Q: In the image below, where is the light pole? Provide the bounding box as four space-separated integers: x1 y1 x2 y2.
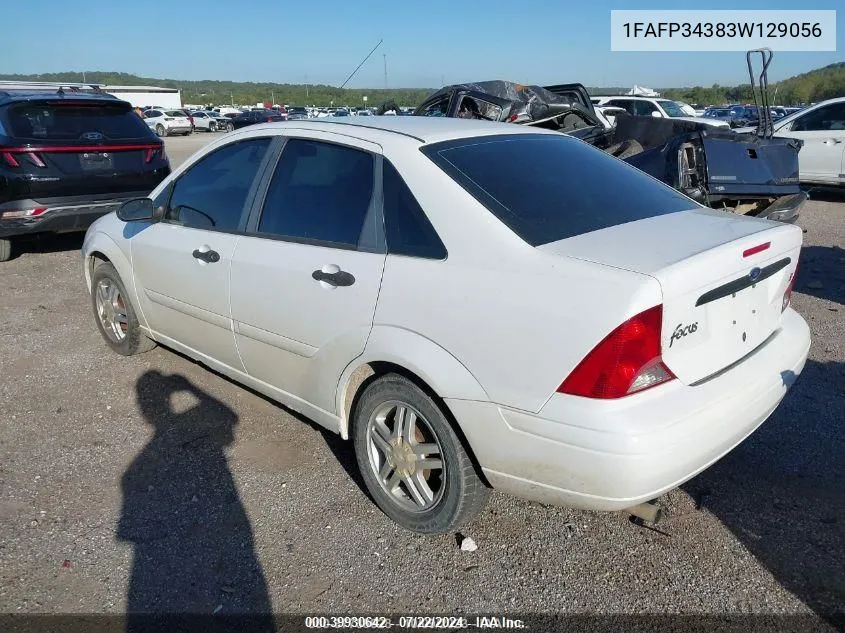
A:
383 54 388 90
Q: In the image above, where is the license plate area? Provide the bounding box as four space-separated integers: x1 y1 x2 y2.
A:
79 151 114 171
709 281 775 349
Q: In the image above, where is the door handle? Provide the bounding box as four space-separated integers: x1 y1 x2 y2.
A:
823 139 843 145
192 248 220 263
312 268 355 287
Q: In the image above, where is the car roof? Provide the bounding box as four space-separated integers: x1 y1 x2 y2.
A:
254 116 559 145
0 89 123 107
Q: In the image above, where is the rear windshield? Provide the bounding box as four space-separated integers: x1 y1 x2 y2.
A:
7 102 153 141
421 134 697 246
165 110 185 117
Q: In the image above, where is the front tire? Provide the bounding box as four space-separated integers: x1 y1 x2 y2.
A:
91 262 156 356
352 374 490 533
209 121 217 132
155 124 166 137
0 238 13 262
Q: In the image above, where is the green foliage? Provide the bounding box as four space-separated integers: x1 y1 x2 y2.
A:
658 62 845 106
0 71 432 107
2 62 843 108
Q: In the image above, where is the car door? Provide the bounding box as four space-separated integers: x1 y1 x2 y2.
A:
779 102 845 184
229 134 386 414
192 111 206 129
144 110 161 130
130 136 277 370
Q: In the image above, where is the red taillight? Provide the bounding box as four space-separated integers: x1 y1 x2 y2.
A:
782 257 799 312
558 305 675 399
24 152 46 167
2 151 19 167
0 207 47 218
144 147 163 163
266 116 273 122
743 241 771 258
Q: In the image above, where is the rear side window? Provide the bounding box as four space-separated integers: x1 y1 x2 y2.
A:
421 134 696 246
7 102 153 141
382 160 446 259
257 138 374 247
165 138 271 232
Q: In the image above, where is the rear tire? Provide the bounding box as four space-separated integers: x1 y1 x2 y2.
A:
225 122 234 132
91 262 156 356
0 238 13 262
352 374 490 534
155 124 166 137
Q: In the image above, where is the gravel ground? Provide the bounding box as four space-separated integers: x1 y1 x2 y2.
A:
0 135 842 626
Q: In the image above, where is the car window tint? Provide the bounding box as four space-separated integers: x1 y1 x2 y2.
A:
422 134 697 246
257 138 374 247
420 96 450 117
7 102 153 140
792 103 845 132
165 138 271 231
383 160 446 259
634 101 657 116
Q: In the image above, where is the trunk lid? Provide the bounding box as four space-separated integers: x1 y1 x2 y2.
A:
539 208 802 384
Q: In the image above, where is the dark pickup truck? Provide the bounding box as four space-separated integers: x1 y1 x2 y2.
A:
413 80 806 223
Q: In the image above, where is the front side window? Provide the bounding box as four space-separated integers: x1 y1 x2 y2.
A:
420 95 450 117
791 103 845 132
164 138 271 231
655 100 684 117
256 138 374 247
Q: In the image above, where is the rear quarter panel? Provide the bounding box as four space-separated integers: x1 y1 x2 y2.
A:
372 146 662 413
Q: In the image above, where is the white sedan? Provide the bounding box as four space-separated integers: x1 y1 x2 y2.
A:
82 118 810 533
736 97 845 186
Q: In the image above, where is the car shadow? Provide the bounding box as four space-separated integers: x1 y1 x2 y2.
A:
795 245 845 305
803 186 845 204
13 232 85 257
154 347 370 497
680 359 845 626
118 370 276 631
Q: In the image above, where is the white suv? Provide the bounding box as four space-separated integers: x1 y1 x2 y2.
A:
596 96 729 128
143 109 192 137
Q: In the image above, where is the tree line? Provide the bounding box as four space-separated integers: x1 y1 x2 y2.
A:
2 62 843 108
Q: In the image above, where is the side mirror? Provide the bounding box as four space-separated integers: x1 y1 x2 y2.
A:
651 111 663 118
117 198 154 222
779 122 792 132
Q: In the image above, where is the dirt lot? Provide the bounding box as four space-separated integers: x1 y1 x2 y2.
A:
0 134 843 625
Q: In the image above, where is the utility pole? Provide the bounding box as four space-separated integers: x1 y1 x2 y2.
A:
82 71 86 84
305 74 309 99
383 54 388 90
272 90 275 106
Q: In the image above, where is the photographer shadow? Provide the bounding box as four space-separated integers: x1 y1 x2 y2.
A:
118 370 275 632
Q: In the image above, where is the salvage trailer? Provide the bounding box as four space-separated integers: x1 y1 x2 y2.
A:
413 80 806 223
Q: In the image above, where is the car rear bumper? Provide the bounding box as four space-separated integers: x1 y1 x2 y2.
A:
0 192 151 238
446 308 811 511
166 126 192 134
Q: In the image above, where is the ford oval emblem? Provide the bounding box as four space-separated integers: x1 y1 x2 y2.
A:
749 267 762 281
82 131 104 141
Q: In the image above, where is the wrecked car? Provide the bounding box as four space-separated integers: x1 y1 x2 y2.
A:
412 80 806 222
